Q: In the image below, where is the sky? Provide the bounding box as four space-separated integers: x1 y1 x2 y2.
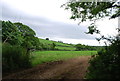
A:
1 0 118 46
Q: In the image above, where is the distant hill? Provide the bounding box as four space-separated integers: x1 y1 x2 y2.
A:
38 38 104 51
39 38 76 51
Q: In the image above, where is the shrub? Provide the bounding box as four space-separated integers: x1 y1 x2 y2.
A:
46 38 49 40
86 36 120 79
2 43 31 73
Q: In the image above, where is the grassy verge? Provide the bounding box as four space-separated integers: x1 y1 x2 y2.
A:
31 51 97 66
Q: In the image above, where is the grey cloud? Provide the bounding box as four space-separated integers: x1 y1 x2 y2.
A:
2 4 51 24
29 21 95 40
2 3 96 40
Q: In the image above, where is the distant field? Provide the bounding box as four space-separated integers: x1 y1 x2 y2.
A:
55 46 76 51
31 51 97 66
39 39 73 46
39 38 75 51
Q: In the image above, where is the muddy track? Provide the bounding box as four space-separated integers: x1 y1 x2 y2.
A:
3 56 91 80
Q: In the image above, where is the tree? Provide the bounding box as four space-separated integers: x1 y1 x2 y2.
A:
14 22 40 51
14 22 36 37
2 21 40 51
2 21 42 73
63 0 120 34
2 21 23 45
51 43 56 50
58 41 63 43
63 0 120 79
86 36 120 79
46 38 49 40
75 44 85 50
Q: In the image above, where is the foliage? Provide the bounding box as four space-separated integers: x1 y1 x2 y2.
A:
86 36 120 79
39 38 101 51
63 1 120 34
14 22 36 37
31 51 97 66
63 1 120 79
58 41 63 43
2 21 40 50
2 43 31 73
75 44 86 50
14 22 40 50
55 46 76 51
63 1 120 20
75 44 102 51
2 21 40 74
46 38 49 40
39 38 75 51
39 39 71 47
2 21 23 45
51 43 56 50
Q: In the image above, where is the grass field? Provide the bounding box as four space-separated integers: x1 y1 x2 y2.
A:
39 38 75 51
31 51 97 66
39 39 73 46
55 46 76 51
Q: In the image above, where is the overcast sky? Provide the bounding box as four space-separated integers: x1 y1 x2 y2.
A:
1 0 118 46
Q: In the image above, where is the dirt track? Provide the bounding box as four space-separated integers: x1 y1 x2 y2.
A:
3 56 91 79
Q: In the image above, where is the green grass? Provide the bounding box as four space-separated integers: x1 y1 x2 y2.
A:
39 38 75 51
39 39 72 46
55 46 76 51
31 51 97 66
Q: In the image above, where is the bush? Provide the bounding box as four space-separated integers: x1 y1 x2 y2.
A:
46 38 49 40
86 36 120 79
2 43 31 73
